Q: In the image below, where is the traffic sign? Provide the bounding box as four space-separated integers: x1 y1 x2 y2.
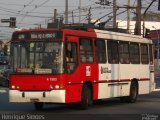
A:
1 17 16 28
1 19 10 23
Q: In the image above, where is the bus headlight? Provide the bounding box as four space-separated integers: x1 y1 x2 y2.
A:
11 85 20 89
55 85 60 89
11 85 15 89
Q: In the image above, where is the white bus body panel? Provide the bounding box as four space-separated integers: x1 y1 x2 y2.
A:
9 90 66 103
95 29 154 99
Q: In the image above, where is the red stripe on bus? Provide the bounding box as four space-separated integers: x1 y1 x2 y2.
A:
67 78 150 85
139 78 150 81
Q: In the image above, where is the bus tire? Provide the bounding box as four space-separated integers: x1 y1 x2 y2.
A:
81 85 92 110
127 81 138 103
34 102 43 110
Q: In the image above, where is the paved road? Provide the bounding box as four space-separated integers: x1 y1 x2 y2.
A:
0 88 160 119
0 72 160 120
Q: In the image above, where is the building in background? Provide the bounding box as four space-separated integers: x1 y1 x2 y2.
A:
117 20 160 35
149 30 160 76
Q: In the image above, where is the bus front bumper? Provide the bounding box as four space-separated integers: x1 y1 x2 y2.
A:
9 90 65 103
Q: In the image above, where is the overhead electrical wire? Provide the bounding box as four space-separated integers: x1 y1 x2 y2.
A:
0 1 105 27
18 0 35 14
0 7 52 18
18 0 50 25
0 6 54 15
0 2 77 8
0 0 157 29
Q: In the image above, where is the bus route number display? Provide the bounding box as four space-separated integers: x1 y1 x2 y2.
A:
30 32 56 40
14 31 62 40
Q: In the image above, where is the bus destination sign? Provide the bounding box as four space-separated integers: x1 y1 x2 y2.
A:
30 32 56 40
13 31 62 40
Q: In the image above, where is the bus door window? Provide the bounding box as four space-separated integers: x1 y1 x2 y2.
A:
66 42 78 73
80 38 93 63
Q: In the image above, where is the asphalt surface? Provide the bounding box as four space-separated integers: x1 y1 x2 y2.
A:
0 65 160 120
0 87 160 120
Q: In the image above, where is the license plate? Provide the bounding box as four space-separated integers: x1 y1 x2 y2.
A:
30 98 39 102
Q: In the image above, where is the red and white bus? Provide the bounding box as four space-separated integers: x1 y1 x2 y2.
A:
9 25 155 110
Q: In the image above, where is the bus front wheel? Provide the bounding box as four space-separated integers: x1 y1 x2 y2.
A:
81 85 92 110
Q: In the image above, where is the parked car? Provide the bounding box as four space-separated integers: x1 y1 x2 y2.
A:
0 67 10 87
0 56 9 65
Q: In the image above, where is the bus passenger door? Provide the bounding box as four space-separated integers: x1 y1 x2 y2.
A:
65 36 80 102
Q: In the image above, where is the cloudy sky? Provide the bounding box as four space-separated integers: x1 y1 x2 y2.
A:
0 0 159 40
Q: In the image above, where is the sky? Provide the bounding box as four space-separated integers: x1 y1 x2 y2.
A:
0 0 159 40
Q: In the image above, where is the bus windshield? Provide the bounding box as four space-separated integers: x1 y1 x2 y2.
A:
11 42 64 74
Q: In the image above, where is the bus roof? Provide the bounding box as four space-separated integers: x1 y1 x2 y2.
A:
13 28 152 44
13 28 61 33
94 29 152 44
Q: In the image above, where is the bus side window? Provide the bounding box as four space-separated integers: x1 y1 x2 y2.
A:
95 39 107 63
107 40 119 64
66 42 78 73
141 44 149 64
119 42 130 64
130 43 140 64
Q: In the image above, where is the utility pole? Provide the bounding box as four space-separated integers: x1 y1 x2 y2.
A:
127 0 130 33
88 7 91 24
135 0 141 35
113 0 117 28
53 9 57 22
79 0 82 23
65 0 68 24
72 11 74 23
143 0 156 37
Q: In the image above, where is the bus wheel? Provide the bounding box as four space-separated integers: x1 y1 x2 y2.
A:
34 102 43 110
128 82 138 103
81 85 92 110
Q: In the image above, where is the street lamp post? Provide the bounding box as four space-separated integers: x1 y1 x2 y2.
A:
152 26 160 72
